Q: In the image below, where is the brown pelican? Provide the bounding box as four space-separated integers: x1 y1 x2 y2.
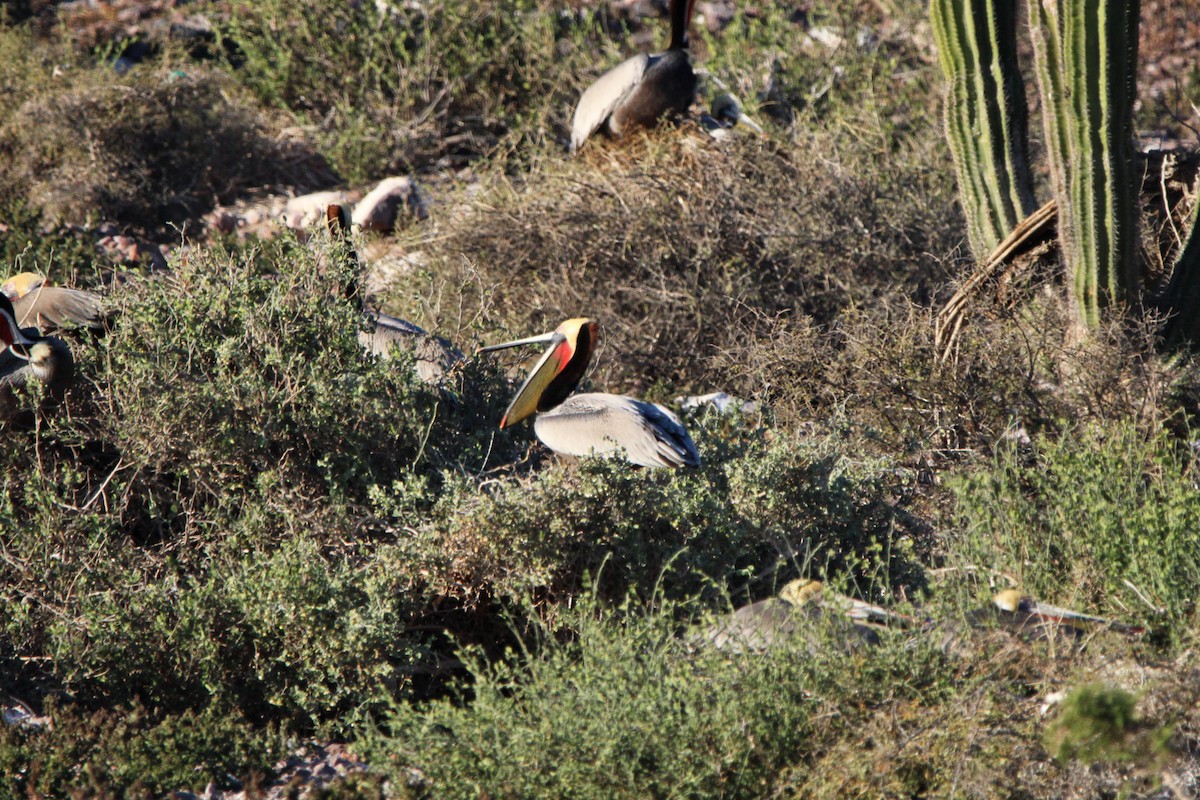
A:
701 580 919 653
324 204 462 383
978 590 1144 639
479 318 700 468
571 0 698 152
1 272 106 332
699 92 766 139
0 293 74 419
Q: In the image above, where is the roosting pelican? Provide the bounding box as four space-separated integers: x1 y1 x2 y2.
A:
571 0 698 152
324 204 462 383
0 293 74 419
479 318 701 468
702 580 921 653
1 272 106 333
982 589 1144 639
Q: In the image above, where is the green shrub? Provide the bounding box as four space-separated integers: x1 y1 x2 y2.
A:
369 418 928 608
0 700 281 800
1044 682 1172 771
16 529 432 725
0 232 515 726
360 587 945 800
89 234 511 525
949 420 1200 633
1045 683 1139 763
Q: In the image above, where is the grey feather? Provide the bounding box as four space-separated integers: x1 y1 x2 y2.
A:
532 392 701 468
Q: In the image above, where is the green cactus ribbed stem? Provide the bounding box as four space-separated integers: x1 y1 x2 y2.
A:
1029 0 1141 329
930 0 1037 259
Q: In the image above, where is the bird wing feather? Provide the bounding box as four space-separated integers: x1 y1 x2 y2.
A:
533 393 700 468
14 287 105 331
571 53 651 152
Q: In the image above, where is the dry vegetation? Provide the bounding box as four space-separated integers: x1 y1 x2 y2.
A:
1 0 1200 798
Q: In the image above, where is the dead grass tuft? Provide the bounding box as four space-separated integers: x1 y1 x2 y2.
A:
0 57 335 233
404 126 958 397
717 279 1200 469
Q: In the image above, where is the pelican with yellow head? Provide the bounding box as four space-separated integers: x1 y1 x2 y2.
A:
0 293 74 419
1 272 105 333
987 590 1144 637
480 318 700 468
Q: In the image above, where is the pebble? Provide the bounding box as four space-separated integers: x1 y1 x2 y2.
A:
198 742 374 800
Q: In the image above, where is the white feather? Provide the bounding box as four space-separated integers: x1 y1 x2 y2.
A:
571 53 651 152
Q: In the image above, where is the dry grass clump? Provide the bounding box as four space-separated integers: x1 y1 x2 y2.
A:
407 126 958 396
0 37 334 233
715 279 1198 463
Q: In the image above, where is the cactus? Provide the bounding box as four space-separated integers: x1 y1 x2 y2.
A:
1161 184 1200 345
1028 0 1141 329
930 0 1038 258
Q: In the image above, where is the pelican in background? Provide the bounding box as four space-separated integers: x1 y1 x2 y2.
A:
2 272 106 333
479 318 700 468
571 0 698 152
699 92 766 140
324 204 462 383
701 580 921 653
980 589 1144 639
0 293 74 419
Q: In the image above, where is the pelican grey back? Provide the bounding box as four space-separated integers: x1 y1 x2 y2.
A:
358 313 463 384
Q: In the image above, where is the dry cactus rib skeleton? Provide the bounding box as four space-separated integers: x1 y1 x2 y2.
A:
935 199 1058 362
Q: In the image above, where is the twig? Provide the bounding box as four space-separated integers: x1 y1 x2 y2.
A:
55 459 126 514
1122 578 1167 615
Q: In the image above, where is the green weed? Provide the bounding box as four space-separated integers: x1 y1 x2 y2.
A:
950 421 1200 635
0 700 281 800
361 586 947 800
